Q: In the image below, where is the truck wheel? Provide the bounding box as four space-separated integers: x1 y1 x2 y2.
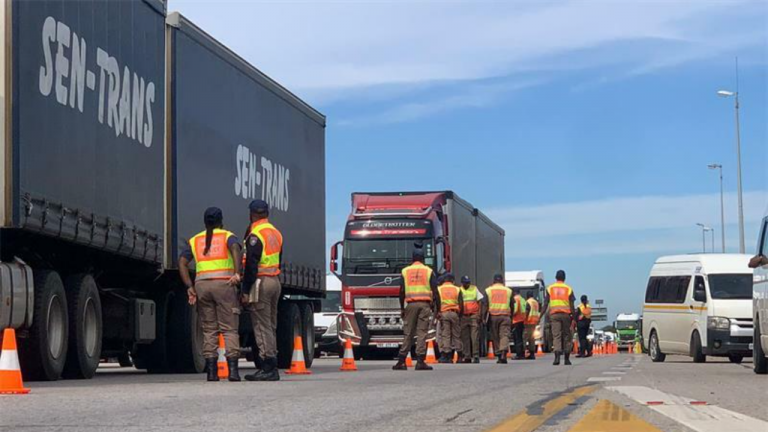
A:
300 303 315 368
754 319 768 374
17 270 69 381
62 275 102 379
276 302 301 369
649 331 665 363
132 292 171 373
691 331 706 363
167 290 205 373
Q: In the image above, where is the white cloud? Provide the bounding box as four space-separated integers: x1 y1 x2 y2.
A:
488 190 767 258
170 0 765 99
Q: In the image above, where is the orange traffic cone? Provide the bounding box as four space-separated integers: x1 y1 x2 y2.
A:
405 352 414 367
216 333 228 380
0 328 30 394
452 351 459 363
536 343 544 357
572 340 579 354
340 338 357 372
425 340 438 364
487 341 495 359
285 336 312 375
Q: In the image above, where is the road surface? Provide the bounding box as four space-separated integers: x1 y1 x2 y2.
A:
2 353 766 432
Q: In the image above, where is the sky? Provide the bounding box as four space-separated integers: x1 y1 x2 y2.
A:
171 0 768 319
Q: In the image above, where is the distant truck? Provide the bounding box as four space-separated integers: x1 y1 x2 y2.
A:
505 271 551 352
0 2 325 381
615 313 642 351
329 191 504 357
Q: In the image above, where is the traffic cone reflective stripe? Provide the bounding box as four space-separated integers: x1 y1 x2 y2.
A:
405 352 414 367
340 339 357 371
217 333 228 380
0 328 30 395
487 341 495 359
425 340 438 364
285 336 311 375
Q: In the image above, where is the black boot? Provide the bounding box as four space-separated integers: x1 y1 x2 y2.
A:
415 356 433 371
227 358 241 382
206 358 219 382
392 356 407 370
438 352 452 364
553 351 561 366
473 357 480 364
499 351 508 364
564 352 572 366
456 352 464 363
245 357 279 381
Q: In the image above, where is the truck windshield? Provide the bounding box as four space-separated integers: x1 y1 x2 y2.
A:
617 321 639 330
321 291 342 312
343 239 432 274
708 274 752 300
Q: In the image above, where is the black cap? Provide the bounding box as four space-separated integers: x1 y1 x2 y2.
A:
442 273 455 283
581 295 588 302
412 248 425 261
204 207 223 227
556 270 566 281
249 199 269 213
493 273 504 283
461 275 471 284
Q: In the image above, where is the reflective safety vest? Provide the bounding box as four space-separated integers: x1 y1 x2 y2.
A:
189 229 236 281
486 284 512 316
526 298 540 325
402 262 433 303
578 303 592 320
547 282 573 315
512 294 527 324
438 283 460 313
461 285 480 315
249 220 283 277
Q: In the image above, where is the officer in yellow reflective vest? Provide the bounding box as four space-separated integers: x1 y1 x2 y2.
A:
543 270 576 366
576 295 593 358
437 273 463 363
393 248 439 371
523 292 540 360
459 276 485 364
511 288 528 360
485 274 514 364
241 200 284 382
179 207 242 382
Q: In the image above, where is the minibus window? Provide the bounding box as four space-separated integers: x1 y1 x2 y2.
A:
645 276 689 304
707 274 752 300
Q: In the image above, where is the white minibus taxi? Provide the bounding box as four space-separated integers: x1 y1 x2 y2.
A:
643 254 753 364
748 210 768 374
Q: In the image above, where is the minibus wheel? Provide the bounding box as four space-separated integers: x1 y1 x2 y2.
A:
649 331 665 363
691 331 706 363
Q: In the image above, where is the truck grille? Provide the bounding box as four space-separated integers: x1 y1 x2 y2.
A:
354 297 400 311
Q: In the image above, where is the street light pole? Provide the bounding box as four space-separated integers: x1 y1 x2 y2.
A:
710 227 715 254
696 223 710 253
718 58 745 253
708 164 726 252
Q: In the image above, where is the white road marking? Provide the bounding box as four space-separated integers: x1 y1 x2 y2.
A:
608 386 768 432
587 377 622 382
602 371 626 375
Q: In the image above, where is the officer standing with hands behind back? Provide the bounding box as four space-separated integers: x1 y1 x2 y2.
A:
241 199 284 382
179 207 242 382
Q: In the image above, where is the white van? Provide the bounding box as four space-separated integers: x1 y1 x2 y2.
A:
643 254 753 364
749 210 768 374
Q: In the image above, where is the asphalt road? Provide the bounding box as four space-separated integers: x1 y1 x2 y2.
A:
2 352 766 432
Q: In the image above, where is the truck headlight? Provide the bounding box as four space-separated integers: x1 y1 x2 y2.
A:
707 316 730 329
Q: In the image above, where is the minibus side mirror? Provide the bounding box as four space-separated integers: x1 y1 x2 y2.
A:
749 254 768 269
693 287 707 303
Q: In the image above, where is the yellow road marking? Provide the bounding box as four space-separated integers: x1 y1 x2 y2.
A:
569 399 662 432
486 385 596 432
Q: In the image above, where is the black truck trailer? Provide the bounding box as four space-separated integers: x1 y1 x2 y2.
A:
0 0 325 381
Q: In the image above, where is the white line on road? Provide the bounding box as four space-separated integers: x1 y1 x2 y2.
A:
608 386 768 432
587 377 622 382
602 371 626 375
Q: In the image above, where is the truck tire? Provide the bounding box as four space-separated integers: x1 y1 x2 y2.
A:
754 319 767 374
649 331 665 363
276 302 301 369
691 331 706 363
17 270 69 381
62 274 103 379
167 290 205 373
132 291 171 373
300 303 315 368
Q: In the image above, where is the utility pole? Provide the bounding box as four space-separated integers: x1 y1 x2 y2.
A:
708 164 726 252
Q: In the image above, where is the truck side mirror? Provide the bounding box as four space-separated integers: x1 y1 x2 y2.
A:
749 254 768 269
329 241 342 277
